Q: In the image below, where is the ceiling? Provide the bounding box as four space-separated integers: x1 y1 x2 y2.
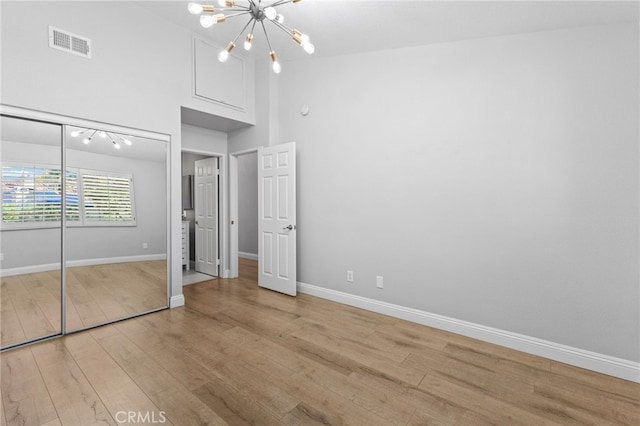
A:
1 116 167 163
137 0 639 62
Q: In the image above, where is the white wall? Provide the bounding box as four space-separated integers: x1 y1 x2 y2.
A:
0 1 255 302
276 23 639 363
237 152 258 255
182 124 228 155
229 64 276 150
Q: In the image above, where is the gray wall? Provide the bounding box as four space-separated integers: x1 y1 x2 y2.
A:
276 23 639 362
237 152 258 256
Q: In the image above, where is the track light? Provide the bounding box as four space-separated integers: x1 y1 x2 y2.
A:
71 128 132 150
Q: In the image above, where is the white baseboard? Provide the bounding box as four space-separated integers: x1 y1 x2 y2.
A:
169 294 185 308
0 254 167 277
297 282 640 383
238 251 258 261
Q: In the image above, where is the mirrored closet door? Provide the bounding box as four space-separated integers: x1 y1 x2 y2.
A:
0 112 169 349
0 115 63 348
64 126 169 332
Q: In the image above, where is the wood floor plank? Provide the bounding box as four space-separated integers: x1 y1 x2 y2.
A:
126 314 301 419
0 347 58 426
290 329 424 386
60 331 171 425
113 319 224 391
30 340 115 425
0 293 26 347
533 372 640 426
90 325 227 426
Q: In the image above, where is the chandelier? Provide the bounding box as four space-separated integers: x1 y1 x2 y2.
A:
187 0 314 74
70 128 132 150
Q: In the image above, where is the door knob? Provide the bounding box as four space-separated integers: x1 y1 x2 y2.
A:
283 225 293 231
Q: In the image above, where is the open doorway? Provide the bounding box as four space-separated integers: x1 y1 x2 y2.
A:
181 150 222 285
230 148 258 279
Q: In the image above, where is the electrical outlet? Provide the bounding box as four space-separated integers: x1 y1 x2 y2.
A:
142 242 148 249
376 275 384 289
346 270 354 283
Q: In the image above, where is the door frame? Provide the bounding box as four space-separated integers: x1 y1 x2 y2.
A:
229 147 259 278
181 148 228 279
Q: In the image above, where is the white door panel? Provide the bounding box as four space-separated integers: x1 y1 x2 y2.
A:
195 157 219 276
258 142 296 296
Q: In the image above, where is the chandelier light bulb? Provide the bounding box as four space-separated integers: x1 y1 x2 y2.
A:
270 51 281 74
113 142 121 150
303 42 315 54
218 41 235 62
244 33 253 50
122 137 132 146
99 131 107 138
83 138 90 144
264 7 277 20
218 0 234 6
71 130 81 137
300 34 310 45
276 14 285 24
218 50 230 62
188 3 204 14
200 15 215 27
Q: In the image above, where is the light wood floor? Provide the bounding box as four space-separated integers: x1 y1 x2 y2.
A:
1 258 638 425
0 260 167 348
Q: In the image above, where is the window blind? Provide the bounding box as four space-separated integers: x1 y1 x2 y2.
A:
1 163 135 227
82 173 134 223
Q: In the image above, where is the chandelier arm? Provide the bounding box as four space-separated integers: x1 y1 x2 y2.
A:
269 0 295 7
220 7 251 12
223 11 253 19
270 19 294 36
231 17 256 44
260 19 274 52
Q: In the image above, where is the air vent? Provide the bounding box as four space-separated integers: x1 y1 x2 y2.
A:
49 26 91 59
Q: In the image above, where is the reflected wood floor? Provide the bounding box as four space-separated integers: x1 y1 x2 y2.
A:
1 258 639 425
0 260 167 348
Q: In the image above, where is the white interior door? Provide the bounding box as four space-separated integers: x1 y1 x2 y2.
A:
258 142 296 296
195 157 219 276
